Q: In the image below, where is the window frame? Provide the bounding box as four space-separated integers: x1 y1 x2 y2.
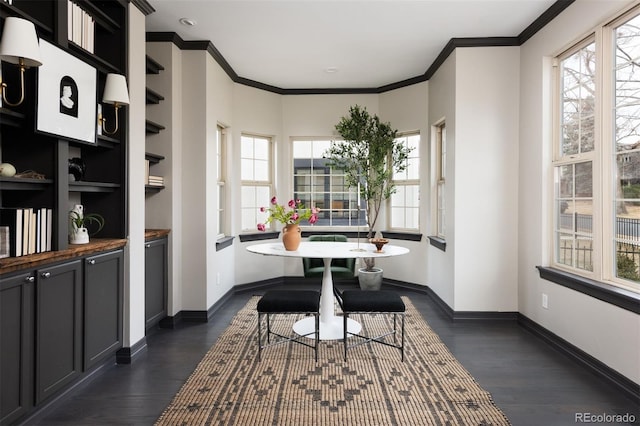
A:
434 121 446 240
291 137 365 229
240 133 273 233
389 131 421 232
216 124 228 239
550 4 640 293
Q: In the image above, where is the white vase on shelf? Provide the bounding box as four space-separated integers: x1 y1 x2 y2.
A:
69 204 89 244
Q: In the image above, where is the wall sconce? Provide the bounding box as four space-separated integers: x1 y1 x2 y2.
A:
0 17 43 107
101 73 129 135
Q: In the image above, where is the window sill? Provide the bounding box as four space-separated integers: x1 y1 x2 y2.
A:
427 236 446 251
216 236 235 251
536 266 639 314
239 232 279 243
300 229 422 242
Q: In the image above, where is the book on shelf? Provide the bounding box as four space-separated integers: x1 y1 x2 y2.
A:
147 175 164 186
0 208 22 257
0 226 9 259
68 0 95 53
0 207 53 257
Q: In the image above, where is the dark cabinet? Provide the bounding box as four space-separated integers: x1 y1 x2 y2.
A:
84 250 123 370
35 260 83 404
0 272 34 425
1 245 125 423
145 237 167 331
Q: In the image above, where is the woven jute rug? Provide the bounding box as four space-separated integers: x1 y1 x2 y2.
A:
156 296 510 426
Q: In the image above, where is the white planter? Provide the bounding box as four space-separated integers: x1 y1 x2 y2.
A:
70 227 89 244
358 267 383 291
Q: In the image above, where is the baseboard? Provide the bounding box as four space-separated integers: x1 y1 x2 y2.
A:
116 337 148 364
383 278 518 321
518 313 640 403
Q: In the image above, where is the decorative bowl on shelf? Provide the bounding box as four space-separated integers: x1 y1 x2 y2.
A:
369 238 389 253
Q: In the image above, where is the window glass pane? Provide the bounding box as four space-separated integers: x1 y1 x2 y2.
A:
406 185 419 207
554 161 593 272
312 140 331 158
241 185 256 207
254 138 269 160
406 208 419 229
254 159 269 181
560 42 596 156
241 158 253 180
613 14 640 282
293 140 311 158
391 207 403 228
241 136 253 157
292 138 365 227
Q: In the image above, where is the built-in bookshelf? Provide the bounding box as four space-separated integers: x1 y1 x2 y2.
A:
0 0 127 258
145 54 165 193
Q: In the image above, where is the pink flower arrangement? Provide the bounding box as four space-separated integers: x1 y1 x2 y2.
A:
257 196 318 231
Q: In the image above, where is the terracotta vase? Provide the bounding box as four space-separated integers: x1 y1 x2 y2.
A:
282 224 301 251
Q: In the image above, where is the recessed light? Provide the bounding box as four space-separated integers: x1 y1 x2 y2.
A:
325 67 338 73
179 17 197 26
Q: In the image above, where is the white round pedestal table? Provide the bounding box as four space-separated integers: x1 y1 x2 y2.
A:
246 241 410 340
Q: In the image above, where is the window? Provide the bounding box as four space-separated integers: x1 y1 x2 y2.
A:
241 134 272 231
292 138 365 227
390 132 420 231
216 125 227 238
552 6 640 289
435 122 446 238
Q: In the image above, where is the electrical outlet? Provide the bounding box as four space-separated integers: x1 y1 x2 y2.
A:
542 293 549 309
216 272 221 286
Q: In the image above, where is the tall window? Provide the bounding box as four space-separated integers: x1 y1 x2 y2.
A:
553 6 640 289
390 132 420 231
435 122 446 238
292 138 365 227
241 134 272 231
216 125 227 238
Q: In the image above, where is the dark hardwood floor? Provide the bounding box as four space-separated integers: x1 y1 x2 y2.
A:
19 283 639 426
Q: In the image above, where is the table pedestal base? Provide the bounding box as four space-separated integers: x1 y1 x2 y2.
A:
293 316 362 341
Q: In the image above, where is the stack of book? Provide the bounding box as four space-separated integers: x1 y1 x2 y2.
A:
0 207 53 258
147 176 164 187
67 0 94 53
144 159 165 187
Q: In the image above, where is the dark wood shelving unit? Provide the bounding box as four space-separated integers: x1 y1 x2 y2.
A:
145 119 165 134
0 176 54 190
0 107 26 127
145 54 164 74
146 87 165 104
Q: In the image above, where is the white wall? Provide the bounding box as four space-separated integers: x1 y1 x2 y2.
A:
179 50 209 310
427 53 457 308
126 6 147 347
379 82 430 286
454 46 520 312
518 0 639 383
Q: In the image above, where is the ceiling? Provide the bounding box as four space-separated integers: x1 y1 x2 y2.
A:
145 0 561 90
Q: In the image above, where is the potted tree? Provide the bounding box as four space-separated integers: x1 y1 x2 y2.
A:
324 105 411 290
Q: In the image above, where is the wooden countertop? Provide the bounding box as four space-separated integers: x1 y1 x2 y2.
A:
145 229 171 241
0 238 128 275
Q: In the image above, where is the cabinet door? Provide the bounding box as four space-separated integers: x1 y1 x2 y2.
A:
84 250 123 370
145 238 167 331
35 260 82 404
0 272 34 425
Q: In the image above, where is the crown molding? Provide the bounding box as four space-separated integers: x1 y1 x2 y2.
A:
145 0 575 95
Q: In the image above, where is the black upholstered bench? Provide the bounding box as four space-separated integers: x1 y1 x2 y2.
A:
257 290 320 361
337 289 406 361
